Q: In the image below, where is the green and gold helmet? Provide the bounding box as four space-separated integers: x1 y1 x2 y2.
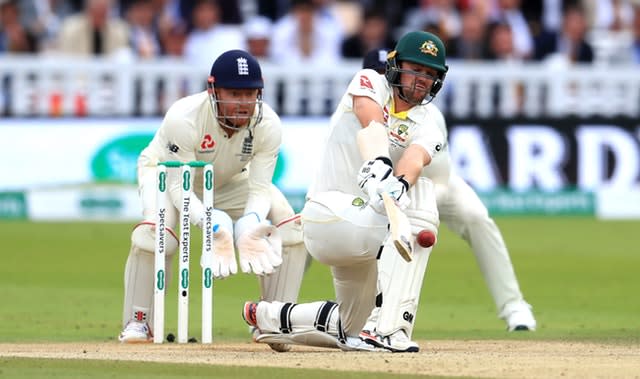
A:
385 31 449 103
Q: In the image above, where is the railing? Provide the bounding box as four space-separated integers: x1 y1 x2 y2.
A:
0 55 638 118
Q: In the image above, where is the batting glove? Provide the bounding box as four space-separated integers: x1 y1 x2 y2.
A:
234 213 283 275
367 175 410 213
357 157 394 196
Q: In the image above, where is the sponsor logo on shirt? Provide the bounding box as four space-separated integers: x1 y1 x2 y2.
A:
389 123 409 144
199 134 215 152
167 142 179 153
359 75 373 90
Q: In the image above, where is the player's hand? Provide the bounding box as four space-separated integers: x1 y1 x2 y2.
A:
199 209 237 279
234 213 283 275
357 157 393 196
357 157 409 211
378 175 410 209
210 225 237 278
368 175 410 213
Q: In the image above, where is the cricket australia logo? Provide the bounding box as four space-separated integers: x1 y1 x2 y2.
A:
390 123 409 144
420 40 438 57
237 57 249 75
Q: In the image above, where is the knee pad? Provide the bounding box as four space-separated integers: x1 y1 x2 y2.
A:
131 222 179 254
276 214 303 247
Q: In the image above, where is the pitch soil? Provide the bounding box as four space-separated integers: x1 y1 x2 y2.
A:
1 340 638 378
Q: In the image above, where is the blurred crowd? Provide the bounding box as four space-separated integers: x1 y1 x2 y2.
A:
2 0 640 72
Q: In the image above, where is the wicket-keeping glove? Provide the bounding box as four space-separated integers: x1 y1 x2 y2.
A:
234 213 283 275
200 209 237 279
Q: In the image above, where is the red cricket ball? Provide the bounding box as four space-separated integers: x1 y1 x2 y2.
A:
417 230 436 248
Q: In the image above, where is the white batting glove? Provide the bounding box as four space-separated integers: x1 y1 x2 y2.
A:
376 175 410 210
357 157 393 196
358 157 410 212
234 213 283 275
200 209 237 279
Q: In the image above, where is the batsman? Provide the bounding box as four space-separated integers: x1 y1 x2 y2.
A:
243 31 449 352
118 49 308 344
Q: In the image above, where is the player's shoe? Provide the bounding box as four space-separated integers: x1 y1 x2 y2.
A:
503 301 537 331
118 320 152 343
242 301 258 327
359 329 419 353
243 301 291 352
337 336 386 352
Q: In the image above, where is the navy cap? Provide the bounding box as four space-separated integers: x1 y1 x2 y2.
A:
362 48 388 72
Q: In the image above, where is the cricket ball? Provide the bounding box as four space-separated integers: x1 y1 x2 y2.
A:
417 230 436 248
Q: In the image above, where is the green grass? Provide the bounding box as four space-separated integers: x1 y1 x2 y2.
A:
1 217 639 376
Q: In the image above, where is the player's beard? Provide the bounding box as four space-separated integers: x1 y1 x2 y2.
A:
400 78 430 105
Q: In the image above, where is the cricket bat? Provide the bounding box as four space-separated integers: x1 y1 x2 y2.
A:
381 192 413 262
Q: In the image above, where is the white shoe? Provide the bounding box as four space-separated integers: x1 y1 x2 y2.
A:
251 326 291 352
244 301 291 353
503 301 537 331
359 329 419 353
337 336 387 352
118 320 152 343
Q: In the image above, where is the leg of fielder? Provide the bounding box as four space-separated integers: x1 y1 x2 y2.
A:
438 175 536 331
260 185 308 303
361 177 439 353
120 167 179 343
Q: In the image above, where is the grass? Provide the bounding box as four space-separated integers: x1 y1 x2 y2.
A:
0 217 639 376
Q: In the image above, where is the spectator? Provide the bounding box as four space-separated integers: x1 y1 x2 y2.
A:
448 7 489 60
534 4 594 64
484 21 518 61
403 0 462 43
270 0 342 65
16 0 76 52
159 24 185 56
341 8 395 59
488 0 534 59
585 0 634 32
631 5 640 64
125 0 161 59
151 0 186 38
0 0 38 53
484 21 526 114
244 15 272 59
182 0 245 75
55 0 130 57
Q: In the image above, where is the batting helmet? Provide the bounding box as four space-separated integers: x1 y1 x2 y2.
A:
362 48 389 73
209 49 264 89
386 31 448 102
207 50 264 132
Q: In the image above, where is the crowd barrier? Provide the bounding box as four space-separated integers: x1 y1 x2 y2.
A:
1 55 638 118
